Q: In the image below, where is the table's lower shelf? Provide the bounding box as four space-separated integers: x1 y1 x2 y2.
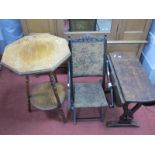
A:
30 82 66 110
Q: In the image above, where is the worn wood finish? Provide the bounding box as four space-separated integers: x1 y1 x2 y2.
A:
24 72 67 122
109 51 155 103
30 82 65 110
1 33 71 75
107 51 155 127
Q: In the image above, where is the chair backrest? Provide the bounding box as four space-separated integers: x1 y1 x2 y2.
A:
69 35 107 77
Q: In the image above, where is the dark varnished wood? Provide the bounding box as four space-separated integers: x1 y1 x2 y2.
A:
107 51 155 127
68 35 108 124
109 51 155 103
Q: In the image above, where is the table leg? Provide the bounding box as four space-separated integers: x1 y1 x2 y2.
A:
49 72 66 122
107 103 142 127
25 75 31 112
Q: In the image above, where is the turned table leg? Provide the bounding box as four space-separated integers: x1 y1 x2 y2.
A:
49 72 66 123
25 75 31 112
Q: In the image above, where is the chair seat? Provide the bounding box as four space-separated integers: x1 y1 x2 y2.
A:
74 82 108 108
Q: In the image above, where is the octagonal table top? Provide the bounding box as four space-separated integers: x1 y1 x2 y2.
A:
1 33 71 75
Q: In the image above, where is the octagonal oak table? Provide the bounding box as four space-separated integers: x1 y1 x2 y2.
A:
1 33 71 122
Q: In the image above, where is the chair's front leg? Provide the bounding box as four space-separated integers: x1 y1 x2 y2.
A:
67 58 76 123
67 58 75 110
67 60 72 110
67 59 74 121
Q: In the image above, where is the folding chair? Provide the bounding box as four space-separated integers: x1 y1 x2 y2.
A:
67 35 108 124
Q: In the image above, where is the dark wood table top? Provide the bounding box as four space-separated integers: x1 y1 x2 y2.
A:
109 51 155 103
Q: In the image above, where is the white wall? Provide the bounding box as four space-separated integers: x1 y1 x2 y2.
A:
142 20 155 85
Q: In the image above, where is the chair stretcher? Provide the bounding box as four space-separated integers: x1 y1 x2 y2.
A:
106 52 155 127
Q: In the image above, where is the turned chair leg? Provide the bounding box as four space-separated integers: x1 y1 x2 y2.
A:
25 75 31 112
